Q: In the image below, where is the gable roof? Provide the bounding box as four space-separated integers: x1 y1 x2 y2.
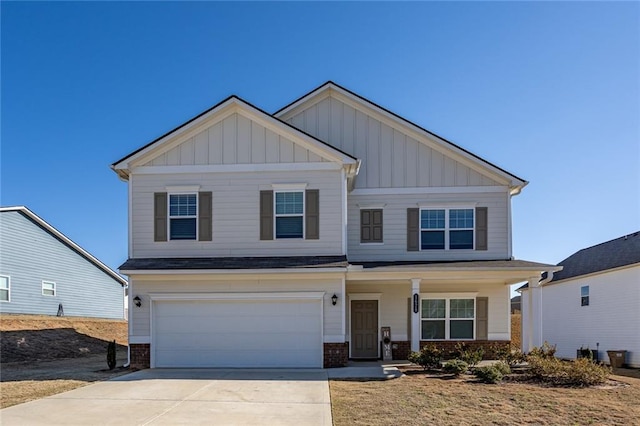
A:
0 206 127 286
111 95 358 181
550 231 640 283
275 81 527 192
519 231 640 290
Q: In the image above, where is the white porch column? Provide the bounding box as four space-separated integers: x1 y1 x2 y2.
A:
411 278 421 352
527 276 543 351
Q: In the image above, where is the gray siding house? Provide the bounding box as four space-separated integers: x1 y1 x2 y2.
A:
0 206 127 319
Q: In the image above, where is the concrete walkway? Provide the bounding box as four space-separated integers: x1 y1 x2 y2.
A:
0 369 332 426
327 360 410 380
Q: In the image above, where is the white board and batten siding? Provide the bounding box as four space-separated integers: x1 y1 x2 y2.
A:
129 277 344 345
143 112 328 167
534 265 640 367
348 191 510 261
131 170 343 258
283 94 504 189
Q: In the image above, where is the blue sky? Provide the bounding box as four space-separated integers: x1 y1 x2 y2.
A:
2 2 638 291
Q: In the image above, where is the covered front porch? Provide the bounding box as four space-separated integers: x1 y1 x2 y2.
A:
338 260 560 364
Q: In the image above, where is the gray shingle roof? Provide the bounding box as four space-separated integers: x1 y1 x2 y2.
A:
119 255 348 270
520 232 640 290
549 231 640 282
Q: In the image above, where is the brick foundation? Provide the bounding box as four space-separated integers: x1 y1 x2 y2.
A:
392 341 411 360
324 342 349 368
419 340 510 360
130 343 150 369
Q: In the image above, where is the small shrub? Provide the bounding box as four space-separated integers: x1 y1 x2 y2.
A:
491 343 525 367
527 356 610 387
474 365 504 384
528 341 557 359
454 342 484 367
107 340 116 370
408 344 443 370
443 359 469 376
493 361 511 375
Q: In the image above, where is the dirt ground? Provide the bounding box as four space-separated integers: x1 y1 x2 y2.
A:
330 367 640 425
0 314 130 408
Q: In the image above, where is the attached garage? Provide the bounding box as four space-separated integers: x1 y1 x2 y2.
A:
151 293 324 368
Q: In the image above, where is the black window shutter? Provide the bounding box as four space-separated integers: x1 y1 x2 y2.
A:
475 207 488 251
260 190 274 240
305 189 319 240
407 208 419 251
154 192 167 242
198 192 212 241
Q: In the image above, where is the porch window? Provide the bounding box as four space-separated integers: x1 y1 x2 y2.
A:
421 297 475 340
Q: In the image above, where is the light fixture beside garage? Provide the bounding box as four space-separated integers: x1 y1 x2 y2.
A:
331 294 338 306
133 296 141 307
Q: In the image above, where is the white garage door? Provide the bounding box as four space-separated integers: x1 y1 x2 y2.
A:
153 298 322 368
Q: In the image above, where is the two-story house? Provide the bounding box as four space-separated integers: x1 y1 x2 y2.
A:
112 82 559 369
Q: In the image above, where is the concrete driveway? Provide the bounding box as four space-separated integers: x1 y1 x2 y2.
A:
0 369 332 425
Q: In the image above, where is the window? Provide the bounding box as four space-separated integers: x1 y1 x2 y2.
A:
0 275 9 302
581 285 589 306
361 209 383 243
42 281 56 297
275 191 304 239
420 208 474 250
421 297 475 340
169 193 197 240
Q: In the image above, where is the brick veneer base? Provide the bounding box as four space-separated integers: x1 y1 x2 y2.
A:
130 343 150 369
324 342 349 368
420 340 510 360
392 341 411 360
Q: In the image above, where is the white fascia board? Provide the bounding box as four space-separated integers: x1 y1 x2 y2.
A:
277 83 524 188
542 263 639 287
346 267 562 284
0 207 127 286
350 186 509 196
132 162 341 176
119 267 348 276
112 98 238 172
114 98 357 179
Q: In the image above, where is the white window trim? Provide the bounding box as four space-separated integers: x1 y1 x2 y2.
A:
581 285 589 307
419 206 475 251
0 274 10 302
42 280 56 297
420 293 478 341
274 190 305 239
168 192 198 241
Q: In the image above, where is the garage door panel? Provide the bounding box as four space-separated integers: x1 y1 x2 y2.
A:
153 298 322 368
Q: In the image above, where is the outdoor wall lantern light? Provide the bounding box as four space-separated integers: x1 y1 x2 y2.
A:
134 296 142 308
331 294 338 306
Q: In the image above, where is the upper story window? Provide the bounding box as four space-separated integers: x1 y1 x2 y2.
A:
420 208 474 250
0 275 9 302
169 194 197 240
360 209 383 243
42 281 56 297
581 285 589 306
275 191 304 239
260 187 319 241
421 296 475 340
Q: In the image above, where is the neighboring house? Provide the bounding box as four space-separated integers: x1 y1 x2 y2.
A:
520 232 640 367
0 206 127 319
111 81 559 369
510 295 521 314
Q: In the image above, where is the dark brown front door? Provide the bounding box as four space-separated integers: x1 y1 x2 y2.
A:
351 300 378 358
